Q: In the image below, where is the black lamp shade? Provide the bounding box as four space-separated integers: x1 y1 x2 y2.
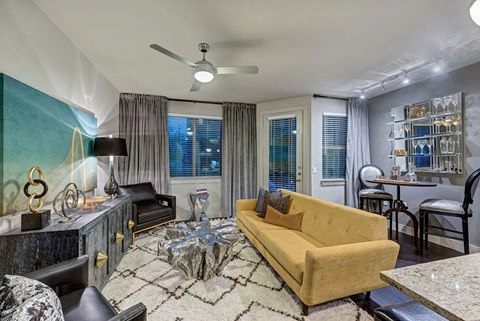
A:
93 137 128 157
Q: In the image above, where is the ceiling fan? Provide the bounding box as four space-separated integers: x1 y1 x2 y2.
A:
149 42 259 92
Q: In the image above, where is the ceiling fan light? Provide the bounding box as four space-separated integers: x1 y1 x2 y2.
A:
194 70 214 83
470 0 480 26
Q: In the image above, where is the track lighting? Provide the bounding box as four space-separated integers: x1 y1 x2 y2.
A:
470 0 480 26
360 91 366 99
402 71 410 84
433 59 442 73
381 82 386 91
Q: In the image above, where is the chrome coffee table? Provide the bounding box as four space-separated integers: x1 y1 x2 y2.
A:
158 218 241 281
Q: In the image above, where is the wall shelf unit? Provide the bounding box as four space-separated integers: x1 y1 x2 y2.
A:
388 92 464 175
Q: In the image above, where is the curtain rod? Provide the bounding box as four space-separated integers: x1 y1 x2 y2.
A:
167 97 224 105
312 94 349 101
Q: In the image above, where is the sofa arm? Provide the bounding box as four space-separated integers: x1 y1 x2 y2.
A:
301 240 399 304
236 199 257 213
24 255 89 297
107 303 147 321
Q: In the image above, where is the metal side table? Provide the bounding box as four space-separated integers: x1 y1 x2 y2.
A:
189 193 209 221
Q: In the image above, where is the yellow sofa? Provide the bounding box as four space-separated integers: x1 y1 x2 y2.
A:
236 190 400 315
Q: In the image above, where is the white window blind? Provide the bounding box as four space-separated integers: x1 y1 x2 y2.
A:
269 117 296 192
168 116 222 177
322 114 347 179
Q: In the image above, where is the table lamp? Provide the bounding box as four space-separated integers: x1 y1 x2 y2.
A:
93 136 128 197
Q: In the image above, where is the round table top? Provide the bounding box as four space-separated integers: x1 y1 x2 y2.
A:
367 178 437 187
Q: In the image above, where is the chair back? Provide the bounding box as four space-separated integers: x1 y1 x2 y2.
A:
118 182 156 204
358 165 384 190
463 168 480 212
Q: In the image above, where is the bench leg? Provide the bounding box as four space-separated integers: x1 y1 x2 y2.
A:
301 302 309 316
365 291 371 300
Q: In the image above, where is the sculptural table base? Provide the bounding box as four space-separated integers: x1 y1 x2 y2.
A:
158 220 241 281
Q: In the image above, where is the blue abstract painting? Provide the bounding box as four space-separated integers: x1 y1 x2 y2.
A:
0 74 97 216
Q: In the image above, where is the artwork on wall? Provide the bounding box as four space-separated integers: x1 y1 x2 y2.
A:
0 74 97 216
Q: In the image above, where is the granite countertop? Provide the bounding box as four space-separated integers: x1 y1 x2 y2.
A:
381 253 480 321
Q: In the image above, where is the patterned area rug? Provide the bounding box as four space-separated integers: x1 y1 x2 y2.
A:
102 219 373 321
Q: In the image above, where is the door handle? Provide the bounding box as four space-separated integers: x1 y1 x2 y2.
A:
296 179 302 182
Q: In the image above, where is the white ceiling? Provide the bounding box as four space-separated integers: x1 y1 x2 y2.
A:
34 0 480 103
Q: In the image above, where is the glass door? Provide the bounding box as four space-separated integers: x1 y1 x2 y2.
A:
263 112 303 193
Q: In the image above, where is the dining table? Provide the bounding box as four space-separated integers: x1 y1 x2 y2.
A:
367 178 437 253
381 253 480 321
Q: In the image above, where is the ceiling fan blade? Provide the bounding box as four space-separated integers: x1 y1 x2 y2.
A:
190 80 202 92
150 44 198 68
216 66 259 75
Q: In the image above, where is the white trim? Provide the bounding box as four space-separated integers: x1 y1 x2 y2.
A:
171 177 221 185
322 112 347 117
168 113 222 120
395 222 480 253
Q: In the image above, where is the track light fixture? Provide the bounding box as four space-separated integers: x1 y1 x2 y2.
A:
470 0 480 26
357 57 442 96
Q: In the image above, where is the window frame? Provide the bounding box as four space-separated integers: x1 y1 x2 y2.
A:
168 113 222 179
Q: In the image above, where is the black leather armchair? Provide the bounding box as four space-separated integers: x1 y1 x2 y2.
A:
118 182 176 234
24 256 147 321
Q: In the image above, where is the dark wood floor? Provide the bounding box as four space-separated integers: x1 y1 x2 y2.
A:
350 231 462 316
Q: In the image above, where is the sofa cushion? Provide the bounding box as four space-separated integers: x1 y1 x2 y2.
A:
257 229 324 283
254 187 281 213
264 206 303 230
237 210 287 237
137 202 173 224
60 287 116 321
118 182 156 203
0 275 64 321
259 192 291 218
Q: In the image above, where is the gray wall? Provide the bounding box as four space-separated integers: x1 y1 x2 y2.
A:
369 61 480 251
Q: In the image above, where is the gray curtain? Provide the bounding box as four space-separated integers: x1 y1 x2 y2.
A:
346 98 371 207
118 93 171 194
221 102 257 217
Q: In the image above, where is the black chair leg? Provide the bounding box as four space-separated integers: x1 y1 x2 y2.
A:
425 213 429 249
462 217 469 255
419 210 424 256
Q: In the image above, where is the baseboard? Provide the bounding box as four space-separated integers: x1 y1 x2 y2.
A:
395 223 480 254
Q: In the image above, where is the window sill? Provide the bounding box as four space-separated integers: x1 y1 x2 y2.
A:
171 177 221 185
320 179 345 186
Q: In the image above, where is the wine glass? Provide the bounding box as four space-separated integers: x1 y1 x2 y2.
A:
451 94 459 112
418 140 426 155
440 97 447 112
412 140 419 154
432 98 442 114
452 116 461 132
443 95 452 112
434 118 443 134
426 139 433 155
444 116 453 132
404 123 410 137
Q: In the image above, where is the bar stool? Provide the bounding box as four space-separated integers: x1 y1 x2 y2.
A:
358 165 394 234
419 168 480 255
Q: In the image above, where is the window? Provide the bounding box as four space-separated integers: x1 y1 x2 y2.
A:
168 116 222 177
322 114 347 180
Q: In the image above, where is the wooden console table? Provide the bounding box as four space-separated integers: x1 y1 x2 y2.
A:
0 196 133 289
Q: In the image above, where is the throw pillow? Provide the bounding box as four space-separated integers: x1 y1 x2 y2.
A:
264 205 303 230
0 275 64 321
258 191 291 218
254 187 281 213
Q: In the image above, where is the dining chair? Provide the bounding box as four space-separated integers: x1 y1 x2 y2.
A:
358 165 394 236
419 168 480 255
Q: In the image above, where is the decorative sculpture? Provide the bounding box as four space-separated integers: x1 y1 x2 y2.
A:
53 182 86 220
158 220 242 281
22 166 51 231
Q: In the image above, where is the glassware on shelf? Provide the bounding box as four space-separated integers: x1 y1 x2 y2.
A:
433 118 443 134
440 97 447 112
444 160 452 172
447 137 456 154
404 123 410 137
418 140 426 154
451 94 459 112
444 116 453 132
432 98 442 114
412 140 419 154
404 162 417 182
443 95 453 112
452 116 461 131
440 136 448 154
426 139 433 155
